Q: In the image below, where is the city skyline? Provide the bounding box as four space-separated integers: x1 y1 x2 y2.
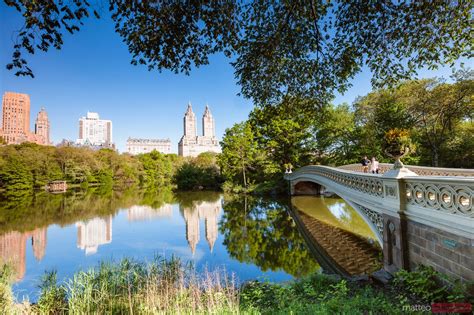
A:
0 2 468 153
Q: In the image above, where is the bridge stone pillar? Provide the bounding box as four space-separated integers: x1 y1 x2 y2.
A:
381 168 418 273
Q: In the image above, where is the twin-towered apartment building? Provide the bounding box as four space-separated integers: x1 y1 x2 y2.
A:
126 103 221 156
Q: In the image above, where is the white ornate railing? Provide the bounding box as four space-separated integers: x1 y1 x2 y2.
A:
289 165 385 197
404 177 473 218
338 163 474 177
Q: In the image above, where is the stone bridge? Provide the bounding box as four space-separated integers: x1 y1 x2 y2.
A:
285 164 474 281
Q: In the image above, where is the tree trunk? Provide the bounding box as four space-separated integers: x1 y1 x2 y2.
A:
242 159 247 188
432 147 439 167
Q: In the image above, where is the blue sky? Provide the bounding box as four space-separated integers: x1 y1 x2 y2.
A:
0 4 470 153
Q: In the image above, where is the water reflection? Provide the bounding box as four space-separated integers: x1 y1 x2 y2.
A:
219 195 320 277
181 200 220 254
292 196 378 241
1 189 299 298
0 188 382 299
291 196 382 276
127 205 173 221
0 228 47 281
76 216 112 256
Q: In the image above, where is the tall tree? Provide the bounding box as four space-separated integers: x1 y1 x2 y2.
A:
248 97 316 171
313 103 359 165
218 122 262 190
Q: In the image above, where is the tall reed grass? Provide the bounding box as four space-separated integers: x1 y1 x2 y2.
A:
2 256 240 314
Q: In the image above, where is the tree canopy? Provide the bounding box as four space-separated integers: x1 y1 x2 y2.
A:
4 0 472 107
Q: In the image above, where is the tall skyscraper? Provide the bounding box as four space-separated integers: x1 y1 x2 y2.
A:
1 92 30 144
202 105 215 138
184 103 197 137
198 200 220 252
31 228 48 261
77 112 113 147
0 228 48 282
183 207 200 255
0 231 26 281
178 103 220 157
34 107 50 145
1 92 51 145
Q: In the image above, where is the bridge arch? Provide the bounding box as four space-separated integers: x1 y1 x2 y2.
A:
293 181 322 195
290 177 384 247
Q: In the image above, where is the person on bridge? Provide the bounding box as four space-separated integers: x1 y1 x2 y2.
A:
361 156 370 173
370 157 380 174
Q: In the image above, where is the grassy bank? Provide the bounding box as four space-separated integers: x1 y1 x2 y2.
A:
1 258 472 314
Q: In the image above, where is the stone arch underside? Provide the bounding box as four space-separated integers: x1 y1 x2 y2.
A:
290 176 384 247
293 181 322 195
289 207 382 277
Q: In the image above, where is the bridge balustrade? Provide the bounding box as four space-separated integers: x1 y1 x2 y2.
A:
339 163 474 177
405 177 473 218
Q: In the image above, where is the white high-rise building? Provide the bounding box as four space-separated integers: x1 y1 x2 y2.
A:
77 112 113 147
178 103 220 157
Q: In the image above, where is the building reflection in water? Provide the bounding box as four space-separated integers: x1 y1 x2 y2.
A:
182 200 221 254
0 198 222 280
76 216 112 255
0 228 47 281
127 205 173 221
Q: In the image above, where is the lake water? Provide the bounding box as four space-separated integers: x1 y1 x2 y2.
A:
0 188 381 301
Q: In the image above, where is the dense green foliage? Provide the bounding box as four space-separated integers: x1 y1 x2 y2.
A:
352 69 474 167
218 122 265 192
219 71 474 192
174 152 223 190
241 276 397 314
5 1 472 108
241 267 474 314
0 144 223 194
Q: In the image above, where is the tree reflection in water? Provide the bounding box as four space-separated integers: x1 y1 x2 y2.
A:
0 186 175 234
220 195 319 278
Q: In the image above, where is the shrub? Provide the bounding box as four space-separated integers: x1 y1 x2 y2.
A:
394 265 474 303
